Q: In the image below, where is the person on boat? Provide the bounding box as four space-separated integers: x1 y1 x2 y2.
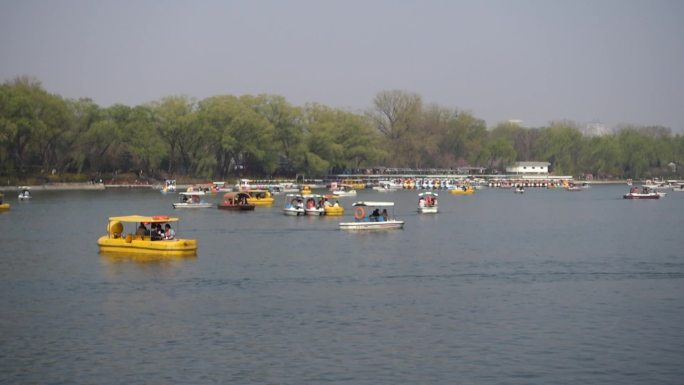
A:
182 195 188 203
418 197 425 208
381 209 388 222
333 200 340 207
371 208 380 221
164 224 175 240
151 224 164 241
136 223 148 237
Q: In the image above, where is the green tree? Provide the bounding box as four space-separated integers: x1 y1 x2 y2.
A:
249 95 305 175
534 121 584 175
153 96 197 175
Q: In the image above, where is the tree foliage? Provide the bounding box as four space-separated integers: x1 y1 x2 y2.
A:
0 77 681 180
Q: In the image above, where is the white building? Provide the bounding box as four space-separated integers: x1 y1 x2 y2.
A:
506 161 550 174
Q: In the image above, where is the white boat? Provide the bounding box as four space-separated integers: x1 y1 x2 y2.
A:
339 201 404 230
623 186 660 200
283 194 305 216
278 183 300 193
17 186 31 200
161 179 177 194
330 183 357 197
303 194 326 216
514 186 525 194
372 180 403 191
417 192 438 214
643 179 670 190
672 183 684 192
172 191 212 208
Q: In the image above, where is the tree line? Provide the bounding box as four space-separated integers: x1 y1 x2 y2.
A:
1 77 683 182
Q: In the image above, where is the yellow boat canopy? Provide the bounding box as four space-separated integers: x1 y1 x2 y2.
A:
108 215 179 223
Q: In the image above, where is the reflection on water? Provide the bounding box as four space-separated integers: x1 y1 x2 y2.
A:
100 252 197 265
1 186 683 384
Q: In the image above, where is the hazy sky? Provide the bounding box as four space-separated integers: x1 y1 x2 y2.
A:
1 0 683 130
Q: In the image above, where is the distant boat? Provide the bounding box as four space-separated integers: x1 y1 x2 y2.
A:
217 192 255 211
0 193 10 210
623 186 660 200
18 186 32 200
173 192 212 208
283 194 305 216
161 179 176 194
417 192 438 214
339 201 404 230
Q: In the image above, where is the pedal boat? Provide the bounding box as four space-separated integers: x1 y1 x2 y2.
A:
449 186 475 195
418 192 438 214
0 193 10 211
218 192 255 211
623 186 660 200
283 194 306 216
304 194 325 216
246 190 275 206
330 183 357 197
97 215 197 257
160 179 177 194
324 204 344 216
173 191 212 208
18 186 32 200
339 201 404 230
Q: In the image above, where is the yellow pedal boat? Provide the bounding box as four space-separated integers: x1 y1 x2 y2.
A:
97 215 197 257
0 193 9 211
449 186 475 195
324 205 344 216
246 190 275 206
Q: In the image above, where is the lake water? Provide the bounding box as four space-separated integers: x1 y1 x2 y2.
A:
1 185 683 385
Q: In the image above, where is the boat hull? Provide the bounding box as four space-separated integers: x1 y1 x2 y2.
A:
324 206 344 216
0 203 10 210
339 220 404 230
283 208 305 216
418 206 438 214
97 236 197 257
217 204 255 211
306 208 325 216
173 203 213 208
247 198 274 206
623 193 660 199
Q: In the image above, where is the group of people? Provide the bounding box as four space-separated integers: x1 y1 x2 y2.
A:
136 222 175 240
306 197 340 209
418 196 437 208
289 197 340 209
370 208 389 221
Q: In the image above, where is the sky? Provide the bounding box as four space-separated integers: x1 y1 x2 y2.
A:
1 0 683 130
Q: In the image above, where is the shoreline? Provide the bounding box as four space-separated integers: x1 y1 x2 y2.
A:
0 179 636 192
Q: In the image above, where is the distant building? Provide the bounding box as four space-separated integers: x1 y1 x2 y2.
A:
581 122 611 136
506 161 550 174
